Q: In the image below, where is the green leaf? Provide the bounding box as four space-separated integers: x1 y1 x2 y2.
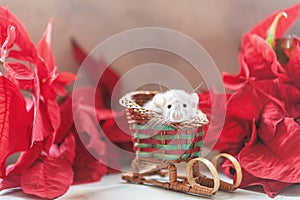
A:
266 12 288 48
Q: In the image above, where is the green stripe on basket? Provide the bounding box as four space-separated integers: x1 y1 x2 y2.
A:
181 151 201 160
133 133 149 139
135 141 203 150
152 134 179 140
136 151 201 161
199 131 205 136
133 132 204 140
134 142 150 148
180 134 195 139
153 143 193 150
196 141 203 147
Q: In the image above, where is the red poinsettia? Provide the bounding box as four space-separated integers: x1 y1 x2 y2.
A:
0 6 132 199
214 3 300 197
223 3 300 90
71 39 132 148
0 6 77 199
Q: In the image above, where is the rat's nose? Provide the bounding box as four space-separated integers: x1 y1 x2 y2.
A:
172 111 182 121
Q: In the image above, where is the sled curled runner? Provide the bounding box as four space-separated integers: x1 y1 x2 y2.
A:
119 91 242 196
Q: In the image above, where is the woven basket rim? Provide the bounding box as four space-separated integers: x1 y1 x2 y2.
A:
119 90 158 106
119 90 209 128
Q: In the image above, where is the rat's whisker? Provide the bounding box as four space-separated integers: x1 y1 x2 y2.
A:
145 118 159 128
158 82 163 93
190 82 204 93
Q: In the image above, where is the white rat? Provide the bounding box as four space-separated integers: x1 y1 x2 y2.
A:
144 89 207 123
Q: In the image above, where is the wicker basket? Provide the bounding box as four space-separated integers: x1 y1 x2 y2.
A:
119 90 242 196
119 90 209 163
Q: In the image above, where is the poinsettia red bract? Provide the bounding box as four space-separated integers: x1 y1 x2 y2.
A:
215 3 300 198
0 5 126 199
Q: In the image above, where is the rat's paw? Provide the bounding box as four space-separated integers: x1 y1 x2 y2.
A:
196 110 208 123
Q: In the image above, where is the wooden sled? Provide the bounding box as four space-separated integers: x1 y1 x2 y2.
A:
119 91 242 197
122 153 242 197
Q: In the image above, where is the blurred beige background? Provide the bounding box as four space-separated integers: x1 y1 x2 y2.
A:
0 0 299 91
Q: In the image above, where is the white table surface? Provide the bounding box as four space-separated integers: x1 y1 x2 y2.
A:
1 171 299 200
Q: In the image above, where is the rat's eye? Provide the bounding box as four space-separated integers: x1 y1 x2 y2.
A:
183 103 187 108
167 105 172 109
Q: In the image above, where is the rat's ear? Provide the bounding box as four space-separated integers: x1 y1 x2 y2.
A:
153 93 166 108
190 93 199 107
